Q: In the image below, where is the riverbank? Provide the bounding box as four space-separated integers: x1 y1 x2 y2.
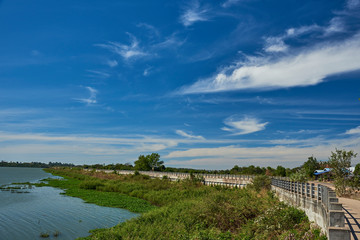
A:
44 168 326 240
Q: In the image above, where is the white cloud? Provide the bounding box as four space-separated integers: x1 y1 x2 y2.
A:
153 34 186 50
106 60 118 67
180 1 210 27
97 31 184 65
324 17 345 35
175 130 205 140
263 37 288 53
346 126 360 134
164 137 360 169
286 25 321 37
180 34 360 93
1 131 359 168
143 67 152 76
221 116 268 135
95 34 148 61
74 86 98 105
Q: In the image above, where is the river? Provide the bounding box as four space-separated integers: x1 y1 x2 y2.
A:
0 167 137 240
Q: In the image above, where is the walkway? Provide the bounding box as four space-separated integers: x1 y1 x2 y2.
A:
312 182 360 240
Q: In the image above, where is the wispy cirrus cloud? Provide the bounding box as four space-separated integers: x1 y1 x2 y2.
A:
95 33 148 61
221 116 268 135
263 25 321 53
86 70 110 79
74 86 97 105
262 0 359 53
136 22 161 39
97 27 184 65
175 130 205 140
180 0 211 27
164 139 360 169
179 33 360 94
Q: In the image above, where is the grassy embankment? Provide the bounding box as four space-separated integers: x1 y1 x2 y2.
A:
43 168 326 240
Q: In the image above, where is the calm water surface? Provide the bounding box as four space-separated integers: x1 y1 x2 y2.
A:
0 167 138 240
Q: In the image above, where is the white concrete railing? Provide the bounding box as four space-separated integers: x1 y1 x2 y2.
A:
271 178 350 240
115 170 253 188
87 169 253 188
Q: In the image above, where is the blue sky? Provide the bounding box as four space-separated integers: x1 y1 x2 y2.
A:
1 0 360 169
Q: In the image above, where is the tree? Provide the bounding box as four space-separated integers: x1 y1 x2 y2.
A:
134 155 151 171
134 153 164 171
148 153 164 171
354 163 360 176
302 156 320 178
329 149 357 196
275 166 286 177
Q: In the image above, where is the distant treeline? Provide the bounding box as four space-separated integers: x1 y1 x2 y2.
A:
82 163 300 177
0 161 75 168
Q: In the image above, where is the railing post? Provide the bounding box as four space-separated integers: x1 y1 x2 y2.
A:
311 183 315 198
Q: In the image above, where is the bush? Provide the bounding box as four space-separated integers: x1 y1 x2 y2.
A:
249 175 271 192
289 169 308 183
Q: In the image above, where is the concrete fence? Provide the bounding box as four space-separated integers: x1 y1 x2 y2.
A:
271 178 350 240
114 170 253 188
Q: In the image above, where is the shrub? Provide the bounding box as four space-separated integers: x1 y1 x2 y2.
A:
249 175 271 192
289 169 308 183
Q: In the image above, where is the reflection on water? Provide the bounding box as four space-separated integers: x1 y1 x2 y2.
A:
0 167 138 240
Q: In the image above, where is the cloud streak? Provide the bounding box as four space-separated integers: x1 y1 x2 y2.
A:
221 116 268 135
164 136 360 169
95 34 148 61
176 130 205 140
180 1 210 26
74 86 98 105
180 33 360 93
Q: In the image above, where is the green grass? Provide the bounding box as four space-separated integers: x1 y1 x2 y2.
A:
44 168 326 240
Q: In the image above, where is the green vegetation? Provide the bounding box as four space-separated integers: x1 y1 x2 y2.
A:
329 149 357 196
43 168 325 240
134 153 164 171
249 175 271 192
40 232 50 238
289 169 308 183
354 163 360 176
41 169 155 213
302 156 321 178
